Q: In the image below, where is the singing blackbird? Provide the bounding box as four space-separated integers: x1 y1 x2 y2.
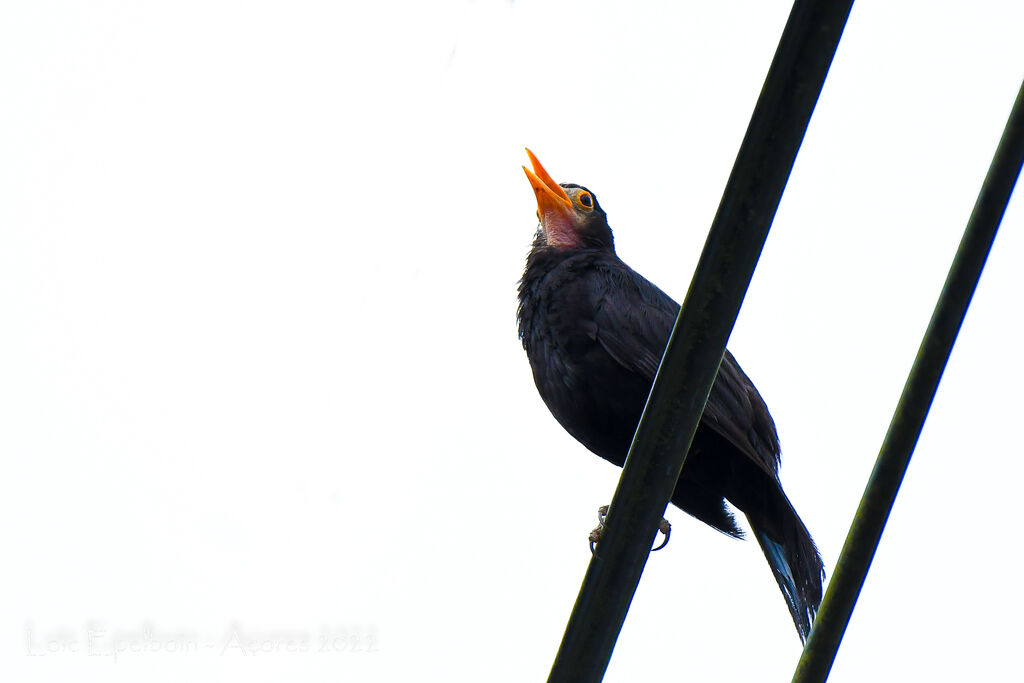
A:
517 149 824 642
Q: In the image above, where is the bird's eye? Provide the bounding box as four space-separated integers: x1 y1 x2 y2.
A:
578 192 594 210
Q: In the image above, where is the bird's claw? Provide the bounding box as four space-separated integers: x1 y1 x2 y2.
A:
589 505 609 555
588 505 672 554
652 518 672 551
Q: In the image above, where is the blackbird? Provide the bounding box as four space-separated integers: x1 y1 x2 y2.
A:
517 149 824 642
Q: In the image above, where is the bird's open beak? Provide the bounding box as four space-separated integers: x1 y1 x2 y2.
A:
523 149 574 232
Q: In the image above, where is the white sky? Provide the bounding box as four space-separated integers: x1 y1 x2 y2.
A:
2 1 1023 681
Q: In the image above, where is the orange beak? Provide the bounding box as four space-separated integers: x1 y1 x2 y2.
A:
523 149 575 235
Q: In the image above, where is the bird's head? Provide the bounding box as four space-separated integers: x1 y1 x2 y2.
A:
522 149 613 250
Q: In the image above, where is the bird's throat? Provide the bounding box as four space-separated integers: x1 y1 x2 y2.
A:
541 212 581 248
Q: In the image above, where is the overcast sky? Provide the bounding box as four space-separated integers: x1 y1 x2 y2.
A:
2 1 1023 681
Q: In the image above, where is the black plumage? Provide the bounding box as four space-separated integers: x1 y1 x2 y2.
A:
517 150 824 642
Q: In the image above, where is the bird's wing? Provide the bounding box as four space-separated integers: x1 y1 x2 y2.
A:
589 267 679 380
589 265 781 476
701 351 782 474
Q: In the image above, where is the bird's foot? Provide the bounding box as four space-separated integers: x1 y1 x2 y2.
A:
652 518 672 551
588 505 610 554
588 505 672 554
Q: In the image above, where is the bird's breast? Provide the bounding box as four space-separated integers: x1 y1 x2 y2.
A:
522 313 651 467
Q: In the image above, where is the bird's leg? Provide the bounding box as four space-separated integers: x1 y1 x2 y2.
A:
588 505 672 554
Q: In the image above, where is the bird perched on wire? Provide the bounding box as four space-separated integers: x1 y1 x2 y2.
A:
516 149 824 642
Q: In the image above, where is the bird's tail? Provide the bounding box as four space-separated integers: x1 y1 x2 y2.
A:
748 494 825 643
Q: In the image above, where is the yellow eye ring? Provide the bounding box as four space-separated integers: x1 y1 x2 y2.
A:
578 192 594 210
